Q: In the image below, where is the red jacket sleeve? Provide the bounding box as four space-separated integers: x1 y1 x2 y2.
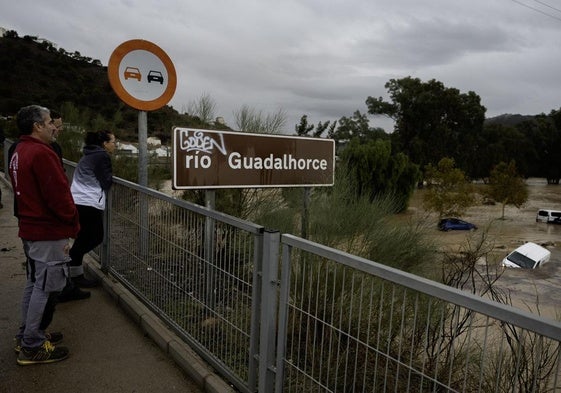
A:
33 147 80 234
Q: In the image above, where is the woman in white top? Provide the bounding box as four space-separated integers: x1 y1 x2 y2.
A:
59 130 115 301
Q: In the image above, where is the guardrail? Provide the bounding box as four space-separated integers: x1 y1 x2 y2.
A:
276 234 561 392
4 141 561 392
99 174 561 393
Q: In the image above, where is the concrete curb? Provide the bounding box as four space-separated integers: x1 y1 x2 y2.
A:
84 259 237 393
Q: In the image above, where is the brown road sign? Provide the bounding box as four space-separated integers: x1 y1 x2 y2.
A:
172 127 335 189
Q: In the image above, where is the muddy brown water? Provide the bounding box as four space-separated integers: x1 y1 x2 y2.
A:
401 178 561 319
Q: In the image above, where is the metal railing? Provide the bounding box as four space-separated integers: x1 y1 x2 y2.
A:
104 178 266 391
4 141 561 392
275 235 561 392
99 176 561 393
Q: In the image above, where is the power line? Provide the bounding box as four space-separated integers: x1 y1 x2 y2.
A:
532 0 561 15
511 0 561 22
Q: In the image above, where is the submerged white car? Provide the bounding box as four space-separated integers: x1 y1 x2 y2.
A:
501 242 551 269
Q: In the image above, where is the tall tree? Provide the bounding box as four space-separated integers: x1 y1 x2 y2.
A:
476 123 529 180
340 138 419 212
365 77 486 175
295 115 314 136
518 113 561 184
487 160 529 219
295 114 336 138
234 105 286 134
187 93 216 124
543 109 561 183
422 157 475 218
330 110 388 145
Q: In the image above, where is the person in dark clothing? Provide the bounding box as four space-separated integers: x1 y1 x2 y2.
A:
58 130 115 302
50 111 64 166
49 112 91 302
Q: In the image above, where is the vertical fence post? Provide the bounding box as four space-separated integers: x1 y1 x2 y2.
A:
204 190 216 308
248 229 263 391
258 229 280 392
101 186 112 272
274 241 292 393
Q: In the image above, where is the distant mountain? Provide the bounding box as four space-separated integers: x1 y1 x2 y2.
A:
484 113 537 127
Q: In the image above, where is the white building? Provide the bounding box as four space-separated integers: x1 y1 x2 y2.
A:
118 142 139 154
147 137 161 147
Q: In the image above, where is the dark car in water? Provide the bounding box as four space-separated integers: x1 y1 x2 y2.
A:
438 218 477 231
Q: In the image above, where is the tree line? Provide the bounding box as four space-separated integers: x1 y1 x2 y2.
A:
295 76 559 213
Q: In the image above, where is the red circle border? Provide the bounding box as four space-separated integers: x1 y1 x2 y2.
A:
108 39 177 111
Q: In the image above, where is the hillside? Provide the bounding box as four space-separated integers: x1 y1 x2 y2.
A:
0 32 124 118
0 30 230 142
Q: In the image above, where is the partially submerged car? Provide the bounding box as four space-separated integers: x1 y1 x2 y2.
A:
501 242 551 269
438 218 477 231
536 209 561 224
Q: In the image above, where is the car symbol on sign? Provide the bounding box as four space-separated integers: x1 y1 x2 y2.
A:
147 70 164 84
124 66 141 81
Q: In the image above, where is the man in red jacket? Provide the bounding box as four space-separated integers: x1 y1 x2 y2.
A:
9 105 80 366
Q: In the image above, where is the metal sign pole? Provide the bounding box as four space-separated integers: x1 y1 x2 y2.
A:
301 187 311 239
139 111 149 259
138 111 148 186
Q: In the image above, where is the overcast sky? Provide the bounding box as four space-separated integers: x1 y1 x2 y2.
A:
2 0 561 133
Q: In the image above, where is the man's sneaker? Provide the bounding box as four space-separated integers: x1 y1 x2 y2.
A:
17 341 69 366
46 332 64 345
14 332 64 353
46 332 63 345
72 274 100 288
58 285 91 303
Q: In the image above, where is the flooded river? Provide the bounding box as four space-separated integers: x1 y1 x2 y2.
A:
403 178 561 319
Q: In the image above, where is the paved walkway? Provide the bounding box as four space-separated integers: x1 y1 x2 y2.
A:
0 178 234 393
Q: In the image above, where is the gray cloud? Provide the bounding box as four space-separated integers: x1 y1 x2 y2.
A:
2 0 561 132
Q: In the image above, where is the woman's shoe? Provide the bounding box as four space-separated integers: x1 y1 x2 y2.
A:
72 274 100 288
58 285 91 302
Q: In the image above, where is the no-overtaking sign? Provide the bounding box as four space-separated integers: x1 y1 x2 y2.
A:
108 39 176 111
